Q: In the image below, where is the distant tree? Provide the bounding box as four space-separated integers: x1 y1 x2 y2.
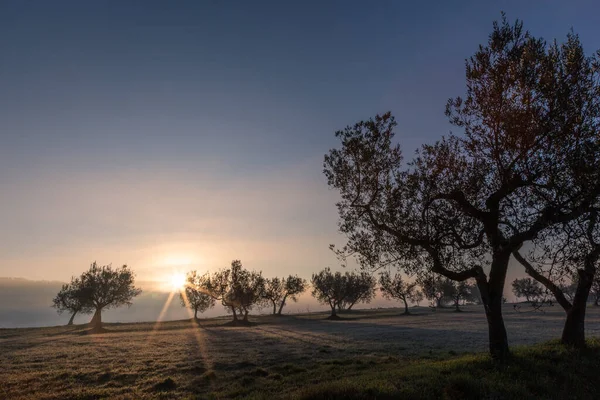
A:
412 290 424 307
511 278 543 303
338 271 376 311
203 260 265 323
79 262 142 331
263 275 308 315
52 277 93 325
379 271 418 315
180 271 215 321
311 268 347 318
417 274 447 308
446 279 477 312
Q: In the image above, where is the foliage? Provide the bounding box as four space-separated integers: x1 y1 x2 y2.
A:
511 278 544 302
52 276 93 324
179 270 215 320
338 271 376 311
263 275 308 315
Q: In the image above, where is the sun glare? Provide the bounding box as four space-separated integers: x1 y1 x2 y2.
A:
169 273 187 291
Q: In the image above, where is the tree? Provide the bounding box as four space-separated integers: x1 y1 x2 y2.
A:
417 274 447 308
324 16 600 359
511 278 543 303
52 277 93 325
338 271 376 311
202 260 265 323
179 271 215 321
80 262 142 331
379 271 418 314
412 290 424 307
446 279 477 311
263 275 307 315
311 268 346 318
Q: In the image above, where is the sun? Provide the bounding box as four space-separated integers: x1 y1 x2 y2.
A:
169 273 187 291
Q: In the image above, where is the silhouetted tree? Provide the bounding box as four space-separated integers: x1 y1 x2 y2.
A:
80 262 142 331
312 268 368 319
263 275 307 315
338 271 376 311
52 277 93 325
324 16 600 359
511 278 543 303
379 271 418 314
417 274 447 308
180 271 215 321
446 279 477 311
203 260 265 323
412 290 424 307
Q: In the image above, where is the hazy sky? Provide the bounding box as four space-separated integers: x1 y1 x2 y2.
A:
1 1 599 285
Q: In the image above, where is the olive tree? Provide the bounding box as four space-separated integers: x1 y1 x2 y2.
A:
202 260 265 324
263 275 307 315
324 17 600 359
180 270 215 321
52 277 93 325
80 262 142 331
338 271 376 311
511 278 543 303
311 268 374 318
379 271 418 314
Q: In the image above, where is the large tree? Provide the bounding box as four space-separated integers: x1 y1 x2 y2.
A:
263 275 308 315
80 262 142 331
511 278 544 303
202 260 265 323
180 270 215 321
379 271 418 314
324 16 600 359
52 277 93 325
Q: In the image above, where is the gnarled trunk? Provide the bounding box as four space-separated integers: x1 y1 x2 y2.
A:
67 310 77 325
330 304 337 317
231 306 238 321
272 301 277 315
243 309 249 322
194 307 199 321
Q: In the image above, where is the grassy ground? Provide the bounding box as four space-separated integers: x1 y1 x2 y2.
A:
1 305 599 399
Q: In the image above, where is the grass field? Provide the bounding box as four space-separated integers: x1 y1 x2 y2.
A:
1 304 600 399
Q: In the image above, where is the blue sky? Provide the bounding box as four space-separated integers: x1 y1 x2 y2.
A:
1 1 599 283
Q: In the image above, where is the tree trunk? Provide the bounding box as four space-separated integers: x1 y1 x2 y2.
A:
330 305 337 317
561 264 596 347
231 307 238 321
90 308 102 330
479 251 511 361
402 299 409 315
67 310 77 325
277 295 288 315
243 310 249 322
194 307 198 321
272 301 277 315
454 298 461 312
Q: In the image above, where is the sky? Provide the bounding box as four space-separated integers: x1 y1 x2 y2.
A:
1 0 600 289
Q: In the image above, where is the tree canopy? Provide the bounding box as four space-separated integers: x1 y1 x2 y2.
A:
262 275 308 315
180 270 215 321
